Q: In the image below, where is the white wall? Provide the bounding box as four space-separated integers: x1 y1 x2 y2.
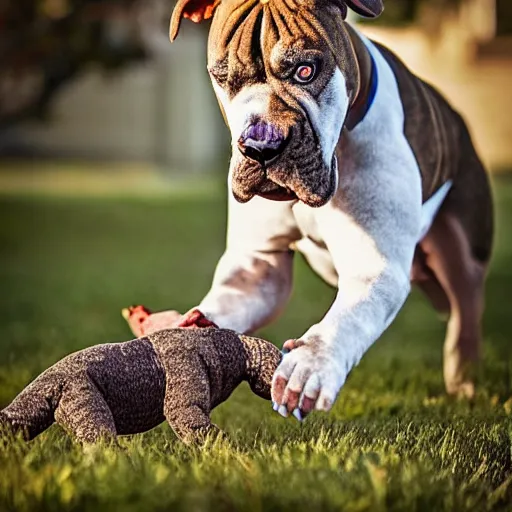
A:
16 29 226 171
20 65 159 160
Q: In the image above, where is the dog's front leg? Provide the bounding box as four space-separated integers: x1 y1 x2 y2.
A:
128 250 293 336
193 196 299 334
272 140 423 418
124 196 298 336
196 248 294 333
272 258 412 418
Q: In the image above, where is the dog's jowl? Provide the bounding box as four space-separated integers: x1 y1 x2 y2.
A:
169 0 493 417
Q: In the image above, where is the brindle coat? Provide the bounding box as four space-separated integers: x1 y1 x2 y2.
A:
134 0 493 414
0 328 281 444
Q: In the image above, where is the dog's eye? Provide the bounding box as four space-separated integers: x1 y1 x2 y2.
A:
293 63 317 84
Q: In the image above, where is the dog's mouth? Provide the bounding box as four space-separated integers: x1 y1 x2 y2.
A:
255 154 337 205
230 116 338 207
257 182 298 202
230 154 338 207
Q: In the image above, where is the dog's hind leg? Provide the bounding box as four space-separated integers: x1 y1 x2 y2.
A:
420 212 488 398
418 115 493 398
412 246 450 315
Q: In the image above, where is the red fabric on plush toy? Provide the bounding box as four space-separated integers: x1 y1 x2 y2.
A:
122 305 217 337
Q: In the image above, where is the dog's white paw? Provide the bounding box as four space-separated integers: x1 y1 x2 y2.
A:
271 338 347 419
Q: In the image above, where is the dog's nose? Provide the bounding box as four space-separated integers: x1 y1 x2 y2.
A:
238 121 287 166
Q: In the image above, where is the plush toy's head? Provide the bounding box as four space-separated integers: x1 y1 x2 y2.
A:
240 335 282 399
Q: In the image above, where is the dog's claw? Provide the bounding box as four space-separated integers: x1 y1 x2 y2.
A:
277 405 289 418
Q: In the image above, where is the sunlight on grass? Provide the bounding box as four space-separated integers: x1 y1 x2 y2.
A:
0 162 222 198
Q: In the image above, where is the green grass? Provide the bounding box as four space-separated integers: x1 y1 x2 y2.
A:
1 176 512 511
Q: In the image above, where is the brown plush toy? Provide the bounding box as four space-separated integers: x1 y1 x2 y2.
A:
0 328 281 444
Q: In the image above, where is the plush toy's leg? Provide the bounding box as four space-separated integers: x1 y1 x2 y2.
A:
162 357 218 444
54 379 117 443
0 373 60 441
0 406 53 442
420 212 488 398
166 405 220 445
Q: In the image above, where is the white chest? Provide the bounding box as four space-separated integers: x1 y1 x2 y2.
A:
289 176 453 289
292 202 338 287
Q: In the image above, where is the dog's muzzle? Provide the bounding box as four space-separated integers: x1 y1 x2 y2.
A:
235 120 297 201
231 116 337 206
237 120 288 167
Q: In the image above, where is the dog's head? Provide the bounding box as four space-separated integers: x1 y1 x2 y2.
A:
170 0 383 207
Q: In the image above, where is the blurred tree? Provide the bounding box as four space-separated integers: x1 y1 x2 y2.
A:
0 0 503 129
0 0 177 129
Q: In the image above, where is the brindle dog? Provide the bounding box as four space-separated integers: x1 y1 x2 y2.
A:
128 0 493 420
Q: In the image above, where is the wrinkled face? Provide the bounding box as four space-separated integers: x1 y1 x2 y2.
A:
206 0 358 207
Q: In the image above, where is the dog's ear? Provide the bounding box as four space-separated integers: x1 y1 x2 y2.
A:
170 0 221 41
344 0 383 17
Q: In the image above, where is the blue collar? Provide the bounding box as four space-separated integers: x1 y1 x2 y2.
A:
345 52 378 131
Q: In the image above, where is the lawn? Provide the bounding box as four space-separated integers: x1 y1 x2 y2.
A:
0 173 511 511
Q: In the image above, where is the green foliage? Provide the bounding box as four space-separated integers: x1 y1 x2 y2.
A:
0 175 511 510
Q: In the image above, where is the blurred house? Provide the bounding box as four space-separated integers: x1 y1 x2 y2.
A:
1 0 511 171
1 25 226 172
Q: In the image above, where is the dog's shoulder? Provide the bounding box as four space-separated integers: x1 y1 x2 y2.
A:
362 35 465 202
